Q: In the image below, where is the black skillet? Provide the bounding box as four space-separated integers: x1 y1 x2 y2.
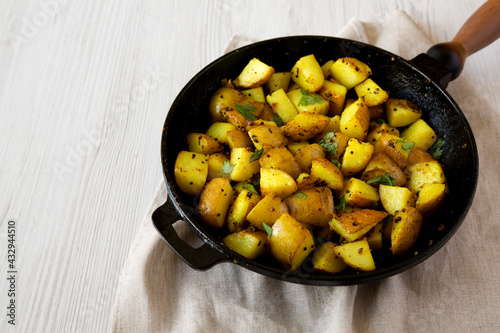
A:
152 1 499 285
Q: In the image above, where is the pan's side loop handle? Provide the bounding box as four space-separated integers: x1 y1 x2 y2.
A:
152 198 229 270
426 0 500 82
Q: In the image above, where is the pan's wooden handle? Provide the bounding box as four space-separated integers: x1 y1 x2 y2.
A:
426 0 500 81
453 0 500 57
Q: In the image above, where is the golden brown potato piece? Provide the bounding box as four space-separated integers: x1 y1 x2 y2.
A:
260 168 298 199
340 99 370 140
208 87 245 123
227 130 254 150
406 161 446 194
269 213 316 271
406 147 436 168
374 133 410 169
227 189 261 233
366 122 400 144
206 122 239 146
246 192 289 230
233 58 275 89
284 187 334 227
293 143 326 173
354 78 389 107
328 209 387 242
361 152 407 187
266 72 292 94
379 185 416 216
341 138 374 177
334 238 375 271
339 178 379 207
248 124 286 152
186 133 223 155
174 151 209 196
384 98 422 127
290 54 325 92
312 242 348 274
266 88 298 123
207 153 230 180
416 183 447 217
329 57 372 90
197 178 233 228
286 89 329 115
318 79 347 116
229 147 261 182
400 119 437 151
283 111 330 141
223 229 268 259
310 158 344 192
391 206 423 255
259 146 302 180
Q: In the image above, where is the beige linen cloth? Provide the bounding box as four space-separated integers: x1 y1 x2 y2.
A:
111 11 500 333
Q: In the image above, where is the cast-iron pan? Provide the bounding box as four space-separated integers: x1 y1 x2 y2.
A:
152 1 499 285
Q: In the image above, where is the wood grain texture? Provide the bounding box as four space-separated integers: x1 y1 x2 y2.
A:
0 0 498 331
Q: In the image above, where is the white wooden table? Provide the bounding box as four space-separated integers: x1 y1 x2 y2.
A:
1 0 498 331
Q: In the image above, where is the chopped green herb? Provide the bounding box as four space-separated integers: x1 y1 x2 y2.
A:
366 172 395 186
323 131 336 140
331 159 342 169
242 183 259 195
273 114 284 127
335 195 346 211
295 192 308 199
431 138 445 159
235 104 258 121
219 161 234 174
375 119 386 125
298 88 323 106
319 137 338 156
250 148 264 162
263 223 273 238
396 137 415 154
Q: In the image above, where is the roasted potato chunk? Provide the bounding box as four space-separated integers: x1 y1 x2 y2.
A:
197 178 233 228
312 242 348 274
259 146 302 180
391 207 423 255
340 99 370 140
384 98 422 127
223 229 268 260
283 111 330 141
328 209 387 242
329 57 372 90
284 187 334 227
233 58 275 89
290 54 324 92
270 213 316 271
246 192 289 230
174 151 209 196
334 238 376 271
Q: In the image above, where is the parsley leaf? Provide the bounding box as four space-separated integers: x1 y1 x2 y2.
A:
263 223 273 238
298 89 323 106
319 133 338 155
331 159 341 169
396 137 415 154
242 183 259 195
235 104 258 121
273 114 284 127
218 161 234 174
366 172 395 186
335 195 346 211
431 138 445 159
295 192 307 199
250 148 264 162
375 119 386 125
